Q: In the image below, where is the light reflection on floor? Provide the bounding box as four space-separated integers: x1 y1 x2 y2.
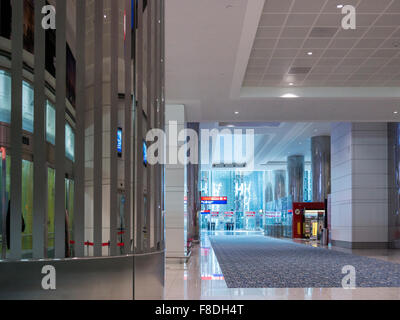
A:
164 231 400 300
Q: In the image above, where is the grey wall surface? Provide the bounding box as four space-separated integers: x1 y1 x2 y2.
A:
331 123 388 249
0 251 165 300
134 251 165 300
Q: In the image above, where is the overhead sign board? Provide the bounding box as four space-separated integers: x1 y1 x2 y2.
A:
201 196 227 205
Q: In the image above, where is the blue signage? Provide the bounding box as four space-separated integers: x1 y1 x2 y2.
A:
117 128 122 154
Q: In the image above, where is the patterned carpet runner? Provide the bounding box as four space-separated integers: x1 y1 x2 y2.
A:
209 235 400 288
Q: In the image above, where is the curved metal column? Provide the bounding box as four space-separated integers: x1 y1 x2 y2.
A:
287 155 304 202
311 136 331 202
273 170 286 200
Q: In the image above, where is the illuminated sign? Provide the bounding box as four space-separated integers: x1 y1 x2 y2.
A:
211 212 219 216
224 211 234 216
245 211 256 216
201 210 210 215
143 140 147 166
201 196 227 204
117 127 122 155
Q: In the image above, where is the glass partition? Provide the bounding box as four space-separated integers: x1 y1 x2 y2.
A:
46 101 56 145
0 70 11 124
65 123 75 162
200 170 264 232
22 81 34 133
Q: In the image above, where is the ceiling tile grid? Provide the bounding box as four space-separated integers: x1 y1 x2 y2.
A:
243 0 400 88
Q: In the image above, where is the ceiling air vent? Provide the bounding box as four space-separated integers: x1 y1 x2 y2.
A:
309 27 338 38
288 67 311 75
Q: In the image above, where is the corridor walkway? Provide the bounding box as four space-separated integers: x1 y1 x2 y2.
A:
209 235 400 288
164 232 400 300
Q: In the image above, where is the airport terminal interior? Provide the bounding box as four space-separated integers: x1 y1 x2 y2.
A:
2 0 400 300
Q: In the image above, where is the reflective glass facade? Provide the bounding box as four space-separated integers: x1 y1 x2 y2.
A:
201 169 312 236
0 70 75 161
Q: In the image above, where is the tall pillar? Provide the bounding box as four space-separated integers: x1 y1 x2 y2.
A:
186 122 200 242
388 123 400 248
287 155 304 202
273 170 286 200
331 123 388 249
165 104 186 260
311 136 331 202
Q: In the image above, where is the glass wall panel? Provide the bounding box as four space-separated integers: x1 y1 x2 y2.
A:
0 70 11 124
65 178 74 257
0 71 47 136
65 123 75 161
304 170 312 202
21 160 33 256
22 81 34 133
46 101 56 145
201 170 264 231
47 168 55 258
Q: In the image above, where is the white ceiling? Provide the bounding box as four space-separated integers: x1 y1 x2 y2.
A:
245 0 400 87
165 0 400 122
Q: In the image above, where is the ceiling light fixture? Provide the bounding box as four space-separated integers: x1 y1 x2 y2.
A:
289 82 294 86
234 111 239 115
307 51 313 56
337 4 344 9
394 111 398 114
281 93 299 98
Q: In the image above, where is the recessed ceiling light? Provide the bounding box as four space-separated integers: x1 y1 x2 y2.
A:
307 51 313 56
234 111 239 115
394 111 398 114
281 93 299 98
289 82 294 86
337 4 344 9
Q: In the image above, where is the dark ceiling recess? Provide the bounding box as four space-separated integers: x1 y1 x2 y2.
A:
288 67 312 75
309 27 338 38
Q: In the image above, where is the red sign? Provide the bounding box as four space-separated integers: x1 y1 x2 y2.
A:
224 211 234 216
201 196 227 204
245 211 256 216
211 211 219 216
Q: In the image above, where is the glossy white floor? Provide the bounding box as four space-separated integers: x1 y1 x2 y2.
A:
164 231 400 300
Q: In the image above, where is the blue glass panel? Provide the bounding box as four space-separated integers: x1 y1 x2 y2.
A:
65 123 75 161
0 70 11 124
22 81 34 133
46 101 56 145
